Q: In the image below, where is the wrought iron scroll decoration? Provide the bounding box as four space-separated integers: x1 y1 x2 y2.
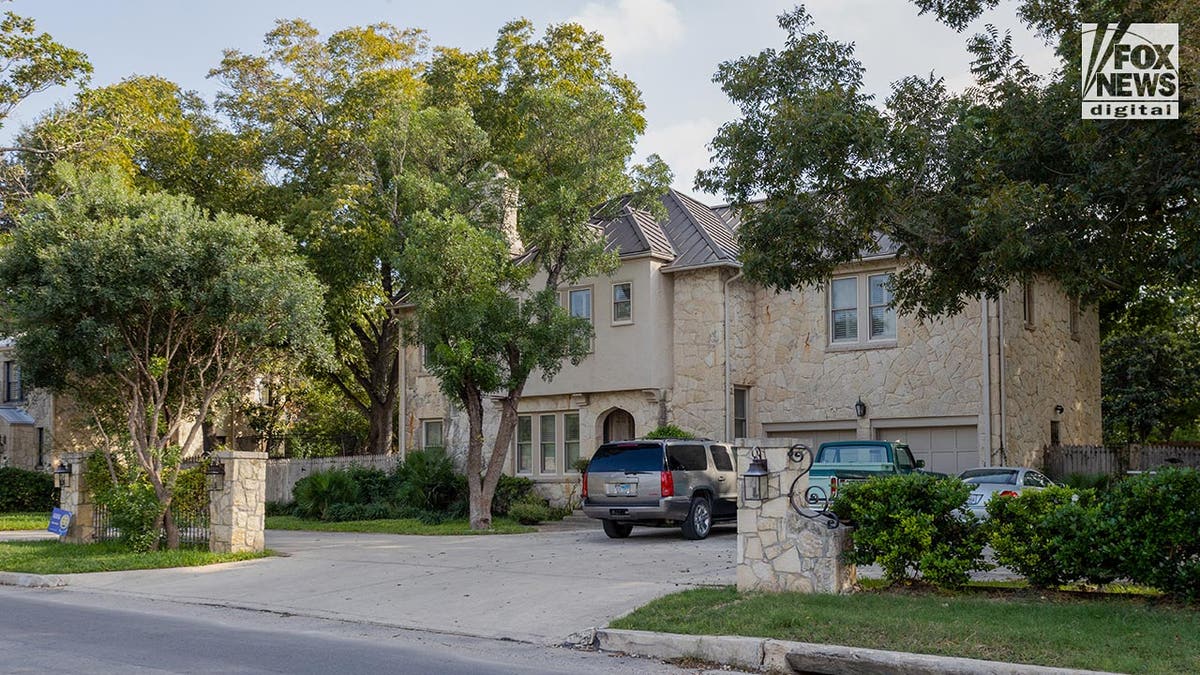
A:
785 443 842 529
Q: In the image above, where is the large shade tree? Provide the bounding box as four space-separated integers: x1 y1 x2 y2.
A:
699 2 1199 319
416 20 669 529
0 166 327 548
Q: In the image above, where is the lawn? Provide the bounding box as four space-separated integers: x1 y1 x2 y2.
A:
612 586 1200 674
0 512 49 531
0 540 270 575
265 515 534 535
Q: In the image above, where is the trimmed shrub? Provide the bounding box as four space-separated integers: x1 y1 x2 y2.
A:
491 474 535 516
986 486 1095 588
0 466 55 512
293 469 361 520
832 473 988 588
325 502 393 522
265 500 296 517
1101 468 1200 602
509 498 553 525
644 424 695 439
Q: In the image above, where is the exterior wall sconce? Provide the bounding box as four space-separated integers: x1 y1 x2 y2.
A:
740 447 770 502
205 460 226 493
53 462 72 488
854 397 867 418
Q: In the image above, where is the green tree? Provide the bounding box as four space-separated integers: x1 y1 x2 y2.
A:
1101 285 1200 443
10 76 272 218
414 20 670 529
699 2 1199 319
212 20 491 455
0 165 327 549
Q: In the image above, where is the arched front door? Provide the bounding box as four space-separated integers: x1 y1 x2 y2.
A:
603 409 635 443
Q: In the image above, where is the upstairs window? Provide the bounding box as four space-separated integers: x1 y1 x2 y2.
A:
733 387 748 439
1023 281 1035 329
421 419 444 452
4 361 23 403
569 288 592 323
829 272 896 346
612 282 633 324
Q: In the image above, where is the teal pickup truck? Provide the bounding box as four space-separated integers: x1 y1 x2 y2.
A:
804 440 946 507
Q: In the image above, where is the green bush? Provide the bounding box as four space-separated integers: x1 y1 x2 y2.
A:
265 500 296 517
392 451 466 513
344 466 391 505
491 475 535 516
1061 473 1116 492
986 486 1095 588
832 473 987 588
643 424 695 439
0 466 55 512
106 479 162 552
293 469 361 520
509 499 553 525
325 502 393 522
1101 468 1200 601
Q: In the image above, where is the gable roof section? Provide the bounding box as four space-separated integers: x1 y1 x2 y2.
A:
600 205 675 260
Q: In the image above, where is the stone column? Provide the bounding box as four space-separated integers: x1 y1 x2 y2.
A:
735 442 856 594
208 450 267 554
57 452 94 544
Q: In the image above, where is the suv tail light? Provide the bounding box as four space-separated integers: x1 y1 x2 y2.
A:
660 469 675 497
581 472 588 499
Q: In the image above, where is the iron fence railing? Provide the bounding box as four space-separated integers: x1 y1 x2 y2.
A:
91 495 210 548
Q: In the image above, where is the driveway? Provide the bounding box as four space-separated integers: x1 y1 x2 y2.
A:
59 524 737 644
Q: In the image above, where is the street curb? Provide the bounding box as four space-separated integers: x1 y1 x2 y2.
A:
594 628 1118 674
0 571 68 588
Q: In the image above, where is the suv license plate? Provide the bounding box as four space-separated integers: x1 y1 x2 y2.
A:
606 482 636 496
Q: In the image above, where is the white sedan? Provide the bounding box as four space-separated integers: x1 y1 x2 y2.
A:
959 467 1055 520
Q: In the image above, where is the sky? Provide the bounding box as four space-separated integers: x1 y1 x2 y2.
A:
8 0 1058 202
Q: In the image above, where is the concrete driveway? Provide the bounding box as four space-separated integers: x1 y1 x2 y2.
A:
60 524 737 644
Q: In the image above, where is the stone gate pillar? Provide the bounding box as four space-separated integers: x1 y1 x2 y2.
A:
57 452 94 544
735 442 856 593
208 450 267 554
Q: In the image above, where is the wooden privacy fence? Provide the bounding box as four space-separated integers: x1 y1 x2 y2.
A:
1043 443 1200 480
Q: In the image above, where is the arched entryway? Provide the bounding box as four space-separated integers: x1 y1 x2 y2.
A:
602 408 635 443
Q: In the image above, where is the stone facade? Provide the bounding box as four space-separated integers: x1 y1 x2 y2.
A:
735 444 855 594
209 450 266 554
56 452 94 544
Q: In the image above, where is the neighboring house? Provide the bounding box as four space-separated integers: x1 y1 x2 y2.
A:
398 190 1102 502
0 339 70 470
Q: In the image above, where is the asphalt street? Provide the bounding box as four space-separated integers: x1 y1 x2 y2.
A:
0 587 687 674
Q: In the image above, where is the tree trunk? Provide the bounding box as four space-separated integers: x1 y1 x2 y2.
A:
365 397 395 455
163 508 180 550
463 387 490 530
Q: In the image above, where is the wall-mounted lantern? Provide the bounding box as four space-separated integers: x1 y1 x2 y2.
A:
205 460 226 493
854 397 867 418
53 462 72 488
740 448 770 502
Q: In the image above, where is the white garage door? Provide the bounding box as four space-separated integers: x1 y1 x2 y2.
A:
875 426 979 476
768 428 858 449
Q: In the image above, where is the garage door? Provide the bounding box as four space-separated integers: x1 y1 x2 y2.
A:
875 426 979 476
768 428 858 449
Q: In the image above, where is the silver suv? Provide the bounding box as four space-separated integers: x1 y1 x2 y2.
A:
581 438 738 540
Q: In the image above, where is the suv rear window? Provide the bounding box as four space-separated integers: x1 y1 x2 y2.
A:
588 443 664 472
667 444 707 471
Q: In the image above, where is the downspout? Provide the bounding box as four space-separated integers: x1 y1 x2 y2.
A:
723 269 744 443
998 293 1008 466
980 295 991 467
397 338 407 461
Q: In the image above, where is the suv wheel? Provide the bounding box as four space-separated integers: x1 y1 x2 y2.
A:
681 495 712 540
602 519 633 539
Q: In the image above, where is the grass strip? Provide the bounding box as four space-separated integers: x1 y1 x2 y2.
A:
265 515 534 535
0 540 269 575
0 512 49 531
611 586 1200 674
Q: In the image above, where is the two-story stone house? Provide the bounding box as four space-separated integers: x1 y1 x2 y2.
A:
398 190 1102 501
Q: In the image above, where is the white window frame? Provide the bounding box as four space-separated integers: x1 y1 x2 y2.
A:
421 418 444 452
828 271 897 349
611 281 633 325
564 412 581 469
515 415 533 475
539 413 557 474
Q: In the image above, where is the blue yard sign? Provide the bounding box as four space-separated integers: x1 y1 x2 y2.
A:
48 508 72 536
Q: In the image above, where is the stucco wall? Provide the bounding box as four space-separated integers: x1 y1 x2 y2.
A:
999 279 1103 467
